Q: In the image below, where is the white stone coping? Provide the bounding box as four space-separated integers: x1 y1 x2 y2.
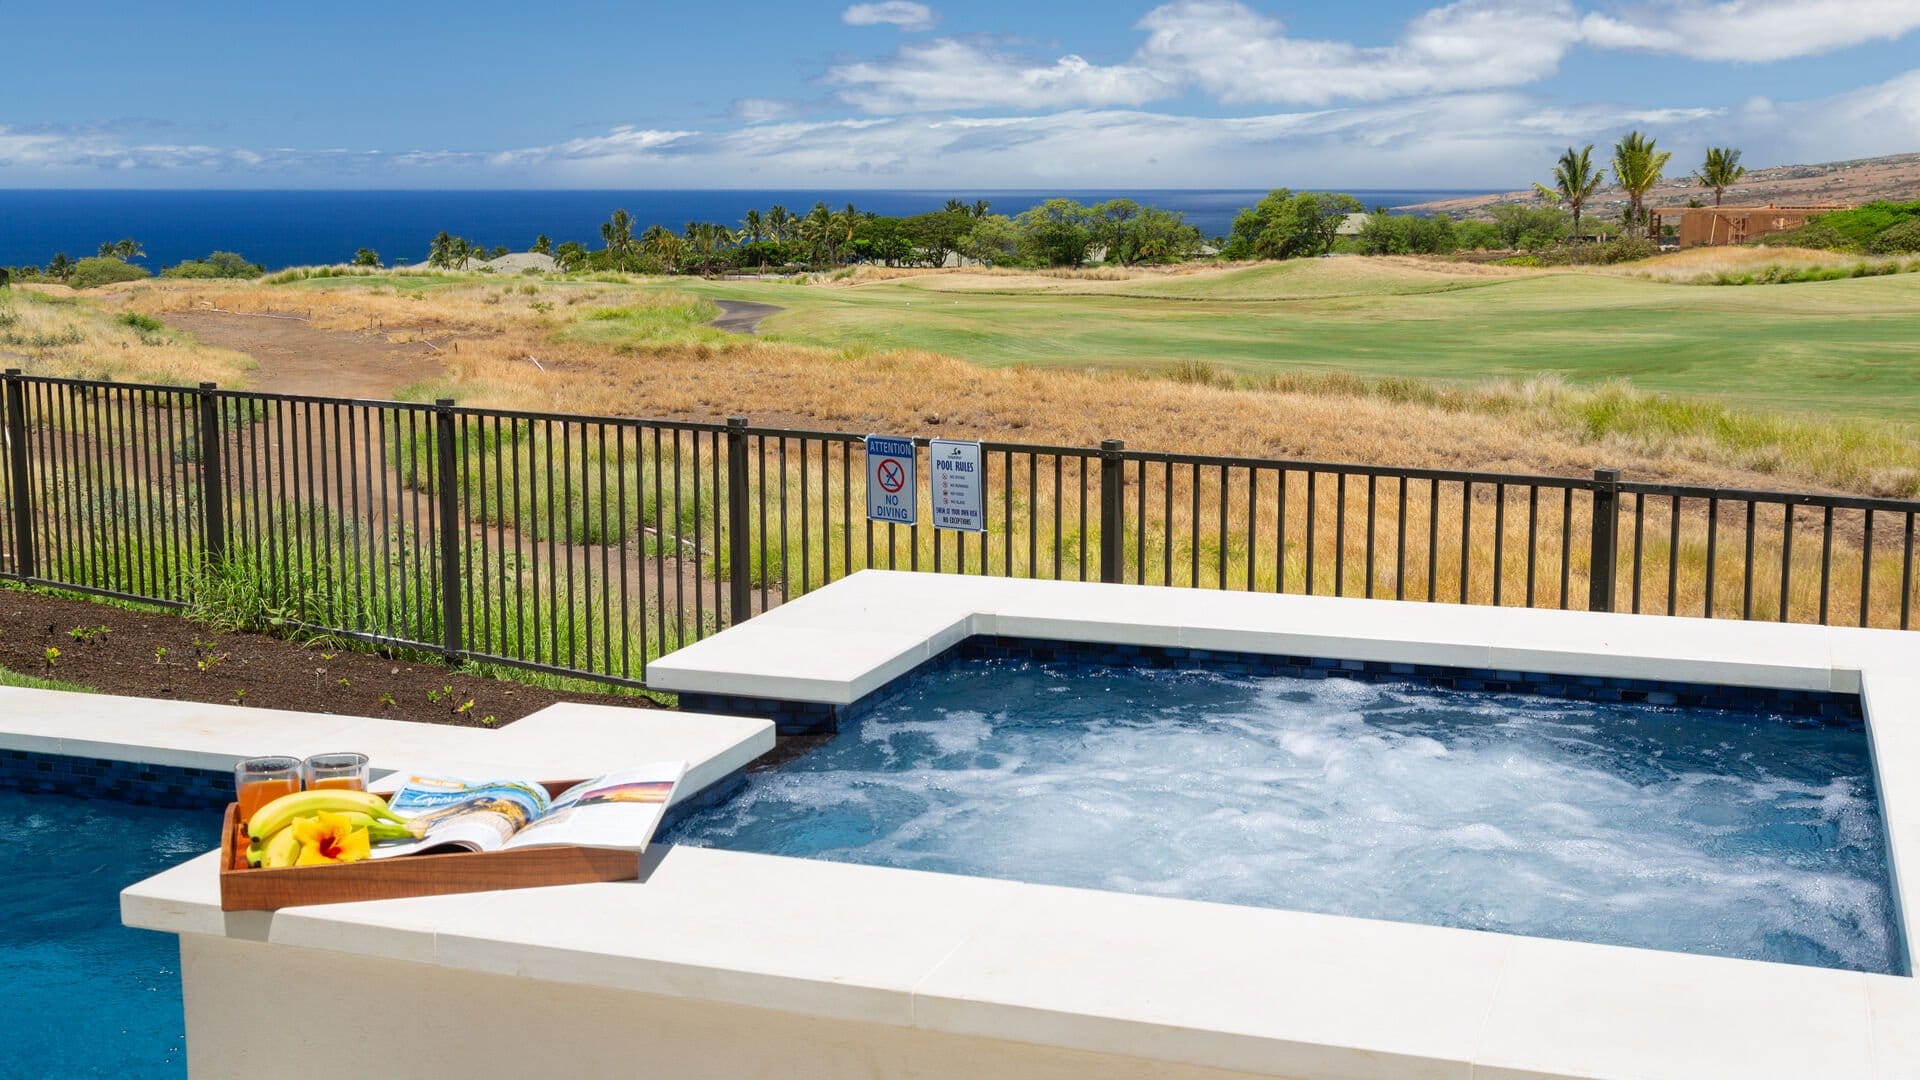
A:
0 687 773 806
646 570 1913 703
107 574 1920 1078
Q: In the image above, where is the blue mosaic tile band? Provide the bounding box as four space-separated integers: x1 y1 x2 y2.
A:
0 748 230 809
679 634 1862 736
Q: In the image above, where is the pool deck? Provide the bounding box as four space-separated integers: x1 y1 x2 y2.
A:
80 573 1920 1076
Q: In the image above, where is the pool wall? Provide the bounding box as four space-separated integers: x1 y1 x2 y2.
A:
108 572 1920 1080
677 632 1865 736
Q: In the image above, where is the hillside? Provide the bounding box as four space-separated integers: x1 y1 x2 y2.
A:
1401 151 1920 217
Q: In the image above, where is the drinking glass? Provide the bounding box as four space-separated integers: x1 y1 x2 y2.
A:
304 752 370 791
235 756 302 825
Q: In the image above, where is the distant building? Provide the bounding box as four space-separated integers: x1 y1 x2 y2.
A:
1655 205 1852 248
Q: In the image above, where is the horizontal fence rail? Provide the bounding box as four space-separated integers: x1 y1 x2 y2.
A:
3 369 1916 691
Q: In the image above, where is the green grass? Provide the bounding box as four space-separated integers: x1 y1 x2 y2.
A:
0 663 96 693
663 263 1920 422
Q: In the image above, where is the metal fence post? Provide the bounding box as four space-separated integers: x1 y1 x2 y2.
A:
434 399 464 659
725 417 752 626
1099 438 1125 584
196 382 225 563
1588 467 1621 612
3 370 35 579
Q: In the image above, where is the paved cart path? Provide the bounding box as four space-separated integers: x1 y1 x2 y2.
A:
708 300 782 335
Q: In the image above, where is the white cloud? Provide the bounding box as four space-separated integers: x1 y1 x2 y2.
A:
1582 0 1920 62
1136 0 1582 106
827 1 1581 114
733 98 799 123
842 2 936 31
825 39 1173 112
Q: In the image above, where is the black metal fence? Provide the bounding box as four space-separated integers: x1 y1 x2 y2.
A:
3 370 1915 690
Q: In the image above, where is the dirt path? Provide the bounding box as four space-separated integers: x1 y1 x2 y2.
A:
708 300 782 335
166 310 443 399
138 309 780 627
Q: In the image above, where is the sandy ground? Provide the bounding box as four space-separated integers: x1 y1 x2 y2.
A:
166 310 442 399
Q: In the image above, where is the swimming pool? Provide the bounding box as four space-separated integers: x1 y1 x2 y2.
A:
0 787 218 1078
669 645 1903 975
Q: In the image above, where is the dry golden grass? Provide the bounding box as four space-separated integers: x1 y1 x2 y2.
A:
24 273 1910 631
83 273 1897 496
0 284 253 385
1616 246 1920 283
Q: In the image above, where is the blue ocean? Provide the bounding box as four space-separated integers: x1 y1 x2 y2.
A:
0 189 1492 270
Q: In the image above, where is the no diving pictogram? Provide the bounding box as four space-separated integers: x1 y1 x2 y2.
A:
864 434 917 525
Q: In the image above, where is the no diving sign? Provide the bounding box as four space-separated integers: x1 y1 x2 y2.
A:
864 435 917 525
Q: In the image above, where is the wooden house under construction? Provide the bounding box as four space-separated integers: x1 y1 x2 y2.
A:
1655 204 1851 248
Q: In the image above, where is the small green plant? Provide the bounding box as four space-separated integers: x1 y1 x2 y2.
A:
115 311 165 333
67 625 111 641
42 646 60 667
231 688 247 703
195 652 225 672
454 698 475 714
378 691 397 708
425 688 442 704
478 714 499 728
320 652 336 661
153 646 168 663
337 677 351 688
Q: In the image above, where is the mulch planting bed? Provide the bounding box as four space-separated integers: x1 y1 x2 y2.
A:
0 588 656 727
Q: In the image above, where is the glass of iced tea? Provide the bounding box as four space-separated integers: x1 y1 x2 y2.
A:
235 756 302 826
303 752 369 791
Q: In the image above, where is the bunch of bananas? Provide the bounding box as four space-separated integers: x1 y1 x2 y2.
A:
245 789 419 868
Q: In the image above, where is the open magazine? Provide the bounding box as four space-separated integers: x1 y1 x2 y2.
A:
369 763 685 858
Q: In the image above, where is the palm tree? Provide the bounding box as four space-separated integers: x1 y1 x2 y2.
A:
45 253 73 281
1693 147 1746 207
428 231 454 269
944 198 967 214
600 209 636 267
113 238 144 261
971 199 991 219
640 224 683 271
1532 144 1605 238
1611 131 1671 238
531 234 553 255
802 203 834 265
766 205 793 244
98 242 117 258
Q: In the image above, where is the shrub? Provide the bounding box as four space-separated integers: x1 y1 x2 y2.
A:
66 256 151 289
1869 219 1920 255
116 311 165 333
161 250 264 279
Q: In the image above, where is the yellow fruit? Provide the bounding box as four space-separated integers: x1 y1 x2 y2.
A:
263 826 302 869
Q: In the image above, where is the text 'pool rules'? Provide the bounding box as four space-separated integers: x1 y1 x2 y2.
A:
864 434 918 525
930 439 984 532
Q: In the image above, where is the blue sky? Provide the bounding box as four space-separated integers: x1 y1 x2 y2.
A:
5 0 1919 188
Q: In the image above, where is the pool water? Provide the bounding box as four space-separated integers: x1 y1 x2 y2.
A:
669 656 1904 974
0 788 218 1078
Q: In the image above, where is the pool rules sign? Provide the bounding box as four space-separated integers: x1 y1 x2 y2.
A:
930 439 984 533
864 435 918 525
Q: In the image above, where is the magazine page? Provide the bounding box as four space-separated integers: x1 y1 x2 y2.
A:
499 763 686 853
371 774 553 858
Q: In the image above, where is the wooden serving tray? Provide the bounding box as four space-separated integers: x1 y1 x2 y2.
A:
217 780 640 911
